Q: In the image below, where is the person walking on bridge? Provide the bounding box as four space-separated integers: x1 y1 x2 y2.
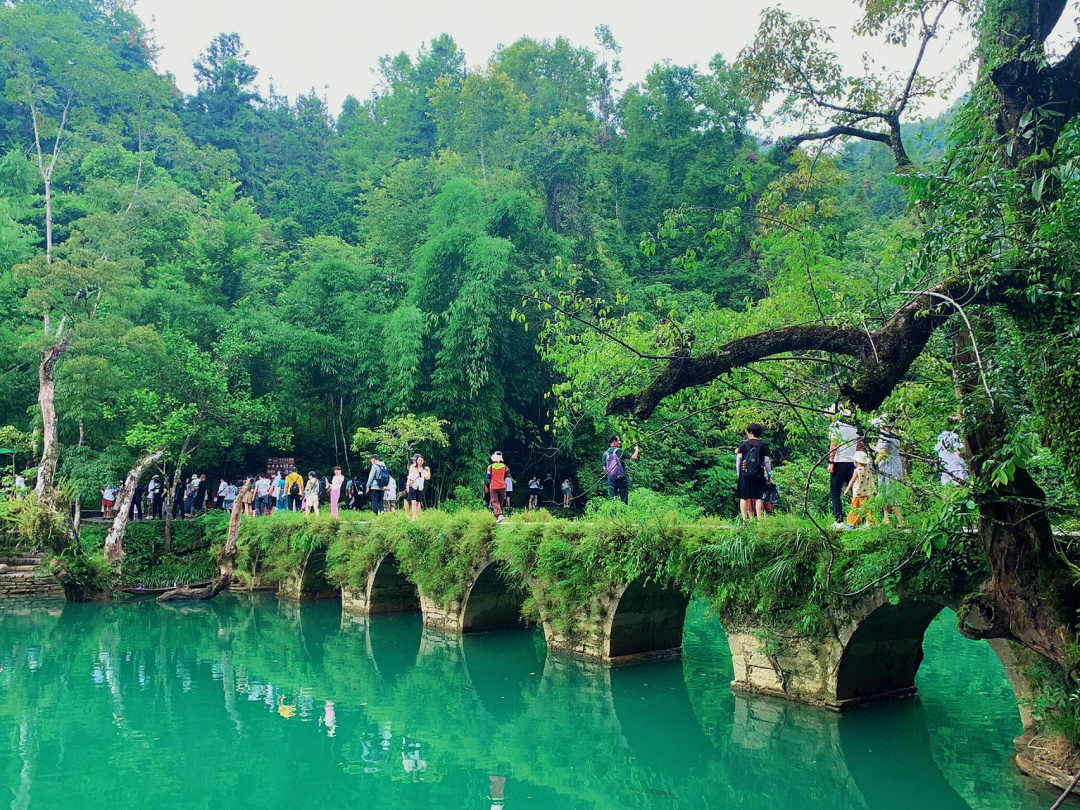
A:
285 467 304 512
736 423 772 520
826 405 860 529
603 435 639 504
303 471 320 514
405 455 430 521
365 456 388 515
329 466 345 516
487 452 509 524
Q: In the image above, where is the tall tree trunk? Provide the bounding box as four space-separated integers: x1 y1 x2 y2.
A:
163 449 189 554
43 175 52 264
103 449 164 566
73 419 85 534
950 321 1079 666
34 337 70 499
158 478 250 602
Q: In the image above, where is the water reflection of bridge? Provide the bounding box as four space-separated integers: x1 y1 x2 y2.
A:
1 597 1031 809
263 598 995 809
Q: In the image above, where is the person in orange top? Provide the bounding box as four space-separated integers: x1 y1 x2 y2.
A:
486 451 510 524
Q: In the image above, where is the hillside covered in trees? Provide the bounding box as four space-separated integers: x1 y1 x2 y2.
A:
0 0 937 507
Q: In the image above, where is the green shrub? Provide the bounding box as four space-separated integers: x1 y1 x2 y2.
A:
77 514 227 586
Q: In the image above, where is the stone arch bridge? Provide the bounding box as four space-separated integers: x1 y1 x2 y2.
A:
288 550 1031 723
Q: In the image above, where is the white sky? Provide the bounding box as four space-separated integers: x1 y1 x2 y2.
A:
133 0 1077 123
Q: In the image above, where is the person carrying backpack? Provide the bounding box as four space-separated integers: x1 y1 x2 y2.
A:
486 451 510 524
366 454 389 515
285 467 304 512
735 423 772 520
603 435 640 504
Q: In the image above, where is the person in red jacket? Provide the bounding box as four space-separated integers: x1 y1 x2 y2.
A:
486 451 510 524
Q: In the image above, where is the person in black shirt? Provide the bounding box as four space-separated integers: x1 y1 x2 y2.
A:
735 423 772 520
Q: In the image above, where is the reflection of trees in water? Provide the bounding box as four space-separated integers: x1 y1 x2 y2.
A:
0 599 1046 810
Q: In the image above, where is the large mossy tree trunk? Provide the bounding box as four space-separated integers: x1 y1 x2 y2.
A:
158 478 250 602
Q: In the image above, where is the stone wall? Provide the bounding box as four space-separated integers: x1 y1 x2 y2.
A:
420 593 464 633
728 628 837 707
0 552 64 599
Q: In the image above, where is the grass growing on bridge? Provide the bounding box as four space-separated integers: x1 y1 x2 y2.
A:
231 489 987 640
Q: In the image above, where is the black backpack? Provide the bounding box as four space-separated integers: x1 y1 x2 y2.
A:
289 481 301 497
742 442 763 477
376 463 390 488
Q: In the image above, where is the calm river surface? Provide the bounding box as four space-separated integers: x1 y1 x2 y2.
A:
0 596 1068 809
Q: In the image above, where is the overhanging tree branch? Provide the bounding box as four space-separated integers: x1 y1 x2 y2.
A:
606 276 995 420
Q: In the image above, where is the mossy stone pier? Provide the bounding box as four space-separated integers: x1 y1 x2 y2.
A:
728 589 1031 714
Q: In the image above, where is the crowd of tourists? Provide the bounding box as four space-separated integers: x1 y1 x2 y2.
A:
101 458 431 522
733 406 969 527
87 415 967 527
96 449 588 525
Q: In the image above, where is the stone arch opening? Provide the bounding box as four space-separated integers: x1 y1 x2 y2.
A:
460 560 529 633
284 546 337 600
605 576 690 664
837 606 1030 808
834 597 944 705
835 599 1029 717
366 553 420 614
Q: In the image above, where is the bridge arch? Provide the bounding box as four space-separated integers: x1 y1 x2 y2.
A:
340 552 421 615
279 547 338 600
832 592 1031 721
602 575 690 664
834 596 944 705
418 556 531 633
365 553 421 614
459 558 529 632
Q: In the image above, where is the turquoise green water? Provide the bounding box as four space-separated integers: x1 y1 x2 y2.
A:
0 597 1067 809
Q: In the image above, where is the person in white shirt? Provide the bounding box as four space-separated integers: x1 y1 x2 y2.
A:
384 475 398 513
504 473 514 510
405 455 431 521
330 466 346 516
303 472 320 514
271 472 285 513
936 428 969 486
826 404 861 528
101 485 117 519
254 474 272 516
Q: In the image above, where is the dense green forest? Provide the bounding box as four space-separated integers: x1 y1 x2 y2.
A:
0 0 937 509
5 0 1080 778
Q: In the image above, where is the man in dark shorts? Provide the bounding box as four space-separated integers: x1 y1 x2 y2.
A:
735 423 772 520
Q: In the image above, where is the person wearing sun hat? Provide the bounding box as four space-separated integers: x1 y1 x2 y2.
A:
486 451 510 524
826 403 861 528
842 449 876 528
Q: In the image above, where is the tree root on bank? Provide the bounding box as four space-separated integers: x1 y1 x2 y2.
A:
156 478 250 603
157 577 231 602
